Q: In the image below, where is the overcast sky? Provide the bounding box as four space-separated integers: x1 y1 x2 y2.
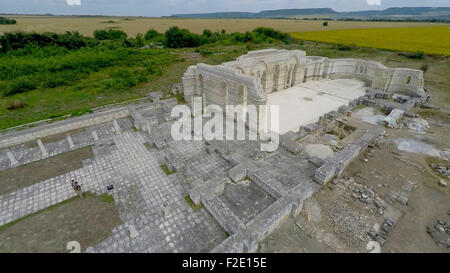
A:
1 0 449 17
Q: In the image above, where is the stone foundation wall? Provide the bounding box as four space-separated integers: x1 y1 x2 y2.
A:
314 126 385 185
0 107 129 149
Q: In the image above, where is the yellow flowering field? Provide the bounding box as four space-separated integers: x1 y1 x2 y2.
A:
291 26 450 56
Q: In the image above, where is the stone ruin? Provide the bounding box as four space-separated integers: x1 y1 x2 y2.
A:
0 49 431 253
182 49 425 129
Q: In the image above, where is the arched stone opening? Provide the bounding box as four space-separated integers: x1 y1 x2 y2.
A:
286 65 292 88
291 65 298 87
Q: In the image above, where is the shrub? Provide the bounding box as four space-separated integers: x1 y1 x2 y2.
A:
4 77 37 96
164 26 200 48
420 64 429 73
0 31 88 53
112 68 132 79
108 68 149 89
252 27 291 44
400 51 425 59
145 29 162 41
42 76 67 88
323 21 328 27
336 44 353 51
94 29 127 40
203 29 213 37
0 17 16 25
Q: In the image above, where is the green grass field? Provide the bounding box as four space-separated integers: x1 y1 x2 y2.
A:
1 29 449 131
291 26 450 56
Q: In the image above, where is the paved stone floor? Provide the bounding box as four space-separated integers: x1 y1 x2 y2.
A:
267 79 366 134
0 101 321 253
0 119 228 252
220 181 276 225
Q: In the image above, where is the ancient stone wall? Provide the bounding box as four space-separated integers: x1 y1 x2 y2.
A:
183 49 425 116
0 107 129 149
222 49 307 94
305 57 425 97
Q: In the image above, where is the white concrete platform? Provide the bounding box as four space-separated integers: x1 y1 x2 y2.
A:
267 79 366 134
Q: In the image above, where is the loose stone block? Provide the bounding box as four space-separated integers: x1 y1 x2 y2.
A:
66 135 75 149
91 130 99 142
113 120 121 134
229 165 247 183
37 139 48 156
148 91 163 102
7 151 18 166
145 121 152 133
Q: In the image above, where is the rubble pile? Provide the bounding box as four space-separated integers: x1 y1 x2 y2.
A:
328 202 370 245
368 217 396 246
386 180 416 206
429 163 450 179
426 219 450 249
334 178 389 215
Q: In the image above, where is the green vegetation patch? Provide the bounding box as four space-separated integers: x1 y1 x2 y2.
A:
143 142 154 150
0 16 16 25
352 104 367 111
0 44 173 96
414 109 450 124
160 164 176 175
184 195 203 211
0 27 291 130
99 193 115 204
164 93 186 104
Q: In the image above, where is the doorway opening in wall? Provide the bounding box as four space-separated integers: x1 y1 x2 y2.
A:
292 65 298 87
286 66 292 89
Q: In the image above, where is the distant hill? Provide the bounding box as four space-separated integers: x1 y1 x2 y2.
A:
173 8 336 18
342 7 450 18
173 7 450 20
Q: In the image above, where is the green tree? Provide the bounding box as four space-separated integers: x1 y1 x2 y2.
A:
164 26 200 48
144 29 162 41
94 29 127 40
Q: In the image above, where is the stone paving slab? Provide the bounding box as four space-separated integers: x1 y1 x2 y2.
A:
0 118 133 172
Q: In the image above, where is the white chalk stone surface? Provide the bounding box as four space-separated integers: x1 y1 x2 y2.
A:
267 79 365 134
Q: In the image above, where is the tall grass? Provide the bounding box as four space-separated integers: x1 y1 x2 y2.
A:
0 43 172 96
